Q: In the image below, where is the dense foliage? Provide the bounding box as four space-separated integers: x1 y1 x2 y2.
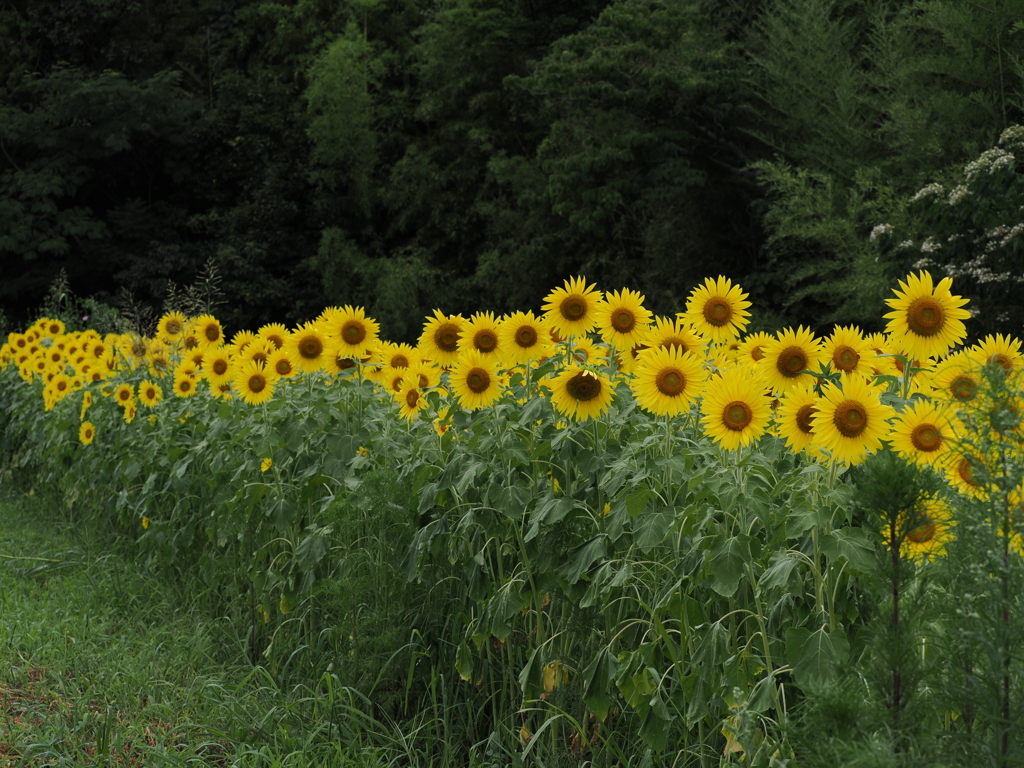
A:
4 0 1022 341
4 270 1024 765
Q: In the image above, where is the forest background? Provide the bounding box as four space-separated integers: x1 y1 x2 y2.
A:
2 0 1024 341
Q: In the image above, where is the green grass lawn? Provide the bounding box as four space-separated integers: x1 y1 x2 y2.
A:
0 488 368 767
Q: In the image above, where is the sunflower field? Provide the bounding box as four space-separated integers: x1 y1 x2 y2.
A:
2 272 1024 766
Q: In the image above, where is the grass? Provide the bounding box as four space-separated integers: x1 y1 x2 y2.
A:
0 486 416 767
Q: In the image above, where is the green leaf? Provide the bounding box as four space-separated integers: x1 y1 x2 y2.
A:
626 487 652 518
708 534 752 597
639 689 671 751
582 647 618 721
820 527 877 573
456 641 474 682
786 626 850 686
556 535 607 586
634 507 672 553
519 647 544 701
758 549 801 592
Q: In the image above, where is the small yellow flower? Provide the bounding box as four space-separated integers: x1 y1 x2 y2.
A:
356 446 369 457
261 457 273 472
603 503 611 516
142 517 150 529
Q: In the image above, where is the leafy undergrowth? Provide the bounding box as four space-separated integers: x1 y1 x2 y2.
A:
0 487 404 768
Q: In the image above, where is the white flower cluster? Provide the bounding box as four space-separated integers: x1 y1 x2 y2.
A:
948 185 970 205
944 252 1016 284
920 238 941 253
869 223 894 241
965 148 1015 183
913 257 936 270
912 183 944 202
998 222 1024 248
999 125 1024 147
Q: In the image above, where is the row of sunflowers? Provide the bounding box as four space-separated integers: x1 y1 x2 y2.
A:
3 269 1024 763
2 271 1021 562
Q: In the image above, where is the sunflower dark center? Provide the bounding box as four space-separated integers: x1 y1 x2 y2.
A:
566 371 601 402
204 325 220 342
392 355 409 368
179 379 192 392
184 337 199 350
56 380 67 391
48 324 60 335
267 335 284 350
467 368 490 394
559 296 587 322
146 387 156 399
958 457 979 486
911 423 942 452
796 404 817 435
723 400 752 431
950 375 977 401
703 298 732 327
751 346 765 362
475 330 497 352
274 359 292 376
906 515 937 544
93 345 106 358
405 389 419 408
989 353 1013 372
436 324 460 353
337 358 355 371
906 297 946 337
248 374 266 393
165 319 182 335
778 346 808 377
661 338 689 355
833 346 859 373
341 321 365 345
252 351 268 365
834 400 868 438
299 335 323 360
612 310 635 333
516 326 538 348
656 368 686 397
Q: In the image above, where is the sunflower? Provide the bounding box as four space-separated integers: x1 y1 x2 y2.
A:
229 330 258 356
235 360 276 406
889 399 956 470
823 325 872 377
547 365 614 422
630 346 706 417
776 384 821 456
595 288 653 351
407 360 441 391
79 421 95 446
736 332 774 368
397 381 428 422
123 402 137 424
813 375 894 466
157 311 187 341
193 314 225 349
321 305 381 358
969 333 1023 375
889 492 955 563
375 342 417 370
40 318 65 337
261 457 273 472
700 366 772 450
285 321 332 374
80 390 92 420
419 310 464 367
498 311 554 366
542 276 604 338
379 366 407 396
258 323 291 351
569 336 607 366
138 380 163 407
258 349 291 380
761 326 825 392
245 340 276 368
203 348 234 388
449 350 502 410
113 382 135 408
173 370 198 398
930 352 982 405
458 312 504 360
883 271 971 361
681 276 751 343
642 316 707 359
